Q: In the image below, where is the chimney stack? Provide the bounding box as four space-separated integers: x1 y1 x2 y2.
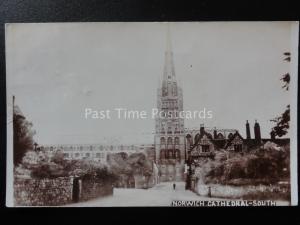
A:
254 120 261 143
246 120 251 139
200 124 205 136
213 127 217 139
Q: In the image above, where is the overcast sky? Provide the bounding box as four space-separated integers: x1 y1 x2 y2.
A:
6 22 294 145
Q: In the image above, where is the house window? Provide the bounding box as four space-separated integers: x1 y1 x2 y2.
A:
64 153 69 157
86 153 90 157
202 145 210 152
96 153 101 158
75 153 79 157
234 144 243 152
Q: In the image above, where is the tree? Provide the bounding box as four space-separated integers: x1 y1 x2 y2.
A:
13 104 36 166
51 149 65 165
270 52 290 137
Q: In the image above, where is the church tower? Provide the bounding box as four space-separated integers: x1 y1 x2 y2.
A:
154 25 185 182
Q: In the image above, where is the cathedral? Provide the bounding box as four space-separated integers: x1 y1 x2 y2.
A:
154 27 185 182
154 28 289 183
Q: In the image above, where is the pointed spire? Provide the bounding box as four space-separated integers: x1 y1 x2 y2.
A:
163 23 176 82
161 23 179 97
166 23 172 54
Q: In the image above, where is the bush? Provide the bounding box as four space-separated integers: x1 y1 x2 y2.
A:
205 143 290 185
31 162 67 179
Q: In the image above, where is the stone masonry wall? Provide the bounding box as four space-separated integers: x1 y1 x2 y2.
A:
14 176 114 206
80 179 113 201
14 177 73 206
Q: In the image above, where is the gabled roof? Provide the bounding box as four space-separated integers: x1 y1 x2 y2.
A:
190 131 214 151
224 131 244 149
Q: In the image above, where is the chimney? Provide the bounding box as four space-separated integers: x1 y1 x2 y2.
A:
246 120 251 139
254 120 261 143
200 124 205 136
213 127 217 139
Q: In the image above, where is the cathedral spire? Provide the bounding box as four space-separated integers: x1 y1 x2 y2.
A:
166 23 172 55
162 23 178 97
163 23 176 82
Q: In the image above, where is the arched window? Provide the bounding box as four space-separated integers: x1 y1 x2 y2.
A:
160 125 165 134
173 83 177 96
228 133 233 140
175 149 181 159
167 137 173 145
174 123 179 133
168 149 173 159
174 137 180 145
160 137 166 145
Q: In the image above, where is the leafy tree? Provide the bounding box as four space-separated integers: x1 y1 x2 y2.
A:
51 149 65 165
270 52 290 137
13 105 36 166
271 105 290 137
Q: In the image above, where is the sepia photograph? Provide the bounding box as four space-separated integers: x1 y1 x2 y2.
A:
5 22 298 207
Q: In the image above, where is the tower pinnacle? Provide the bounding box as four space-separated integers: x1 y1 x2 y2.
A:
162 24 177 97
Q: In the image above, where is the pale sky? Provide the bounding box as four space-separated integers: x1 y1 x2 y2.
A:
6 22 295 145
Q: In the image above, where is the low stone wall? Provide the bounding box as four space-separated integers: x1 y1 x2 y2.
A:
14 177 73 206
196 183 290 199
80 179 113 201
14 176 114 206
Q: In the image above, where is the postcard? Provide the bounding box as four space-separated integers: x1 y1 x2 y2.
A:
5 22 298 206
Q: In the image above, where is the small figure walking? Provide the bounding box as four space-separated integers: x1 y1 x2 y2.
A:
173 183 176 190
208 186 211 198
